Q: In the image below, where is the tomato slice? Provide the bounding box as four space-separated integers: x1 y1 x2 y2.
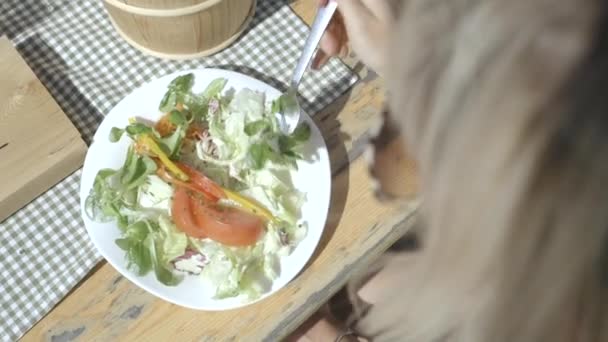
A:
172 187 206 238
176 163 226 201
189 194 264 247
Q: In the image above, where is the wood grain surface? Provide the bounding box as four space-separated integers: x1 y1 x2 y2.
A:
116 0 206 10
21 1 420 340
103 0 255 59
0 36 86 223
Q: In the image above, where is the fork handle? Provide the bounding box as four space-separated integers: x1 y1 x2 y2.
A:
290 0 338 88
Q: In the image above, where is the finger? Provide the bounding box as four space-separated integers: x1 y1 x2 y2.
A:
339 42 350 58
311 49 331 70
317 0 328 6
332 11 349 51
319 28 342 56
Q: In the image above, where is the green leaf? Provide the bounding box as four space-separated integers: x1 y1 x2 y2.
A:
115 238 131 251
278 123 311 154
119 220 182 286
278 135 293 153
145 235 181 286
125 123 153 137
141 155 157 173
283 150 300 170
118 221 154 276
158 215 188 264
124 221 151 241
169 73 195 93
249 142 281 170
120 146 137 185
130 240 153 276
244 120 270 136
249 143 268 169
203 78 227 98
183 94 207 121
271 93 295 115
159 74 195 112
271 98 282 114
128 157 157 190
92 169 116 194
291 122 311 143
168 110 186 126
159 91 177 113
120 148 158 190
159 125 186 159
109 127 125 143
283 150 302 159
85 169 119 222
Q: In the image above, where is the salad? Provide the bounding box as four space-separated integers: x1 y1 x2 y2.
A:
86 73 311 300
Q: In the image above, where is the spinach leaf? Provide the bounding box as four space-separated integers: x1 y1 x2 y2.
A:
116 220 182 286
249 142 281 169
159 125 186 159
278 122 311 153
146 234 182 286
125 122 153 137
291 122 311 142
202 78 227 98
119 148 157 190
244 119 270 136
109 127 125 142
159 73 195 113
168 110 186 126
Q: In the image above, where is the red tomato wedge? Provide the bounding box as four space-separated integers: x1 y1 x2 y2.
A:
171 187 206 238
189 194 264 247
176 162 226 201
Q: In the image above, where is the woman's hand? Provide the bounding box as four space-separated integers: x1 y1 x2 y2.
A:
313 0 395 75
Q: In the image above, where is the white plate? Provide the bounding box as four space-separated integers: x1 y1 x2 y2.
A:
79 68 331 311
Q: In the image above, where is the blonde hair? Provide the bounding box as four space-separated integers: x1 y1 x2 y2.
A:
355 0 608 340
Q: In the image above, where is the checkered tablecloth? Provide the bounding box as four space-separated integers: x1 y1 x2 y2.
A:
0 1 357 340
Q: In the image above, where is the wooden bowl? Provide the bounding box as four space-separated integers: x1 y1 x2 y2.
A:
102 0 256 60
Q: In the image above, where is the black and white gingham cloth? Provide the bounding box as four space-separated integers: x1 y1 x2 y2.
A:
0 1 357 340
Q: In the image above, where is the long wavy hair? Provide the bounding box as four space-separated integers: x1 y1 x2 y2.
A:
356 0 608 340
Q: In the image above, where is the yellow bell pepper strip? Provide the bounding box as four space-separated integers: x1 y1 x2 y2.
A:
176 162 277 222
223 188 276 223
136 134 189 181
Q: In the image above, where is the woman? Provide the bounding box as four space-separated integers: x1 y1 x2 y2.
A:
294 0 608 340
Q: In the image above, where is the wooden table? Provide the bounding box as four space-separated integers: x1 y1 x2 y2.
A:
22 2 419 341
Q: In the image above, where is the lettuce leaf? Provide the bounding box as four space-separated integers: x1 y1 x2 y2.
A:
116 219 183 286
85 146 157 229
159 74 195 113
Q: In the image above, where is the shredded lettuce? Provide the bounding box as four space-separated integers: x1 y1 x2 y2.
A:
158 215 188 264
193 233 281 300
